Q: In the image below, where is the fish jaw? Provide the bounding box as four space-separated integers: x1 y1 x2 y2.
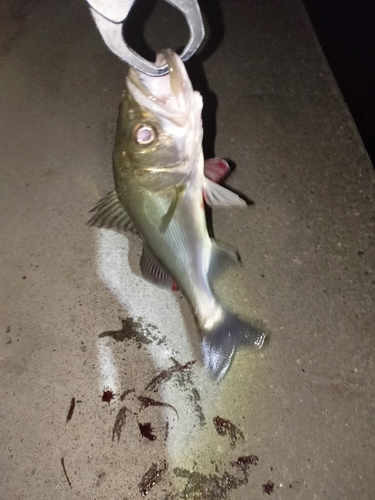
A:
126 50 203 167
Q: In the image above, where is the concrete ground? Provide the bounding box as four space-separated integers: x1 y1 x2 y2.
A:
1 0 374 499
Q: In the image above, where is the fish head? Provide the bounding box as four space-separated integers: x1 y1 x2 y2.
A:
114 50 204 191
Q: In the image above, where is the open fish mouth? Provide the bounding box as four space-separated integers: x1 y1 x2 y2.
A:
126 50 197 127
130 49 185 101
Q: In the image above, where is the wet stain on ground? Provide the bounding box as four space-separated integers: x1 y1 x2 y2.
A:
168 457 256 500
98 316 206 450
188 387 206 426
112 406 131 442
144 359 196 393
138 461 167 497
99 317 166 348
66 397 75 424
230 455 259 469
262 480 274 494
99 317 152 346
141 358 207 427
213 416 245 446
138 422 156 441
96 471 106 487
164 420 169 439
94 343 259 499
107 356 206 458
93 315 264 498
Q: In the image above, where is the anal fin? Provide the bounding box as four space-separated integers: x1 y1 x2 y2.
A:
87 190 138 235
140 245 178 291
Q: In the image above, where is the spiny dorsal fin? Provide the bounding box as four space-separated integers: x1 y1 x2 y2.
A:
203 178 246 207
140 244 178 291
87 190 138 234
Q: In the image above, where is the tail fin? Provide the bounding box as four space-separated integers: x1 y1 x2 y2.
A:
201 312 266 382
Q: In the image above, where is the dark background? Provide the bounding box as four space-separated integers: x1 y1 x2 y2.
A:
302 0 375 168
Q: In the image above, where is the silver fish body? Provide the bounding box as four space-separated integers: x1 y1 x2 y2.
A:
89 50 265 380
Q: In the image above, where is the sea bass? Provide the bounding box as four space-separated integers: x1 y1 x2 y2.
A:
89 50 265 381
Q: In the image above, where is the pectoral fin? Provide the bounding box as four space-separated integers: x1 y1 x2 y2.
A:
87 190 138 234
159 185 186 233
203 178 247 207
140 244 178 291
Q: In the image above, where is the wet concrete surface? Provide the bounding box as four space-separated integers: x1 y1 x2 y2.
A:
1 0 375 499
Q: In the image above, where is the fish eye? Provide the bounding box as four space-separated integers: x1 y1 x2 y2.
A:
133 124 156 146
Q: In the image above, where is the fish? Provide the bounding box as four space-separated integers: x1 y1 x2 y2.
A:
88 49 266 381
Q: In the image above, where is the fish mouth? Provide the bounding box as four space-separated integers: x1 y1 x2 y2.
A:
130 49 185 100
127 50 193 123
156 49 185 100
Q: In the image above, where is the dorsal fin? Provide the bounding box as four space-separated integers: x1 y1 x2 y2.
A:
87 190 138 234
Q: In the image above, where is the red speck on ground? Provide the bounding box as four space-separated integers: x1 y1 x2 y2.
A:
102 390 115 403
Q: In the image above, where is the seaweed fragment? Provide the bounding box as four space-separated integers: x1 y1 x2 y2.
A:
138 395 178 418
138 462 166 497
213 416 244 446
139 422 156 441
66 397 75 424
61 457 72 489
